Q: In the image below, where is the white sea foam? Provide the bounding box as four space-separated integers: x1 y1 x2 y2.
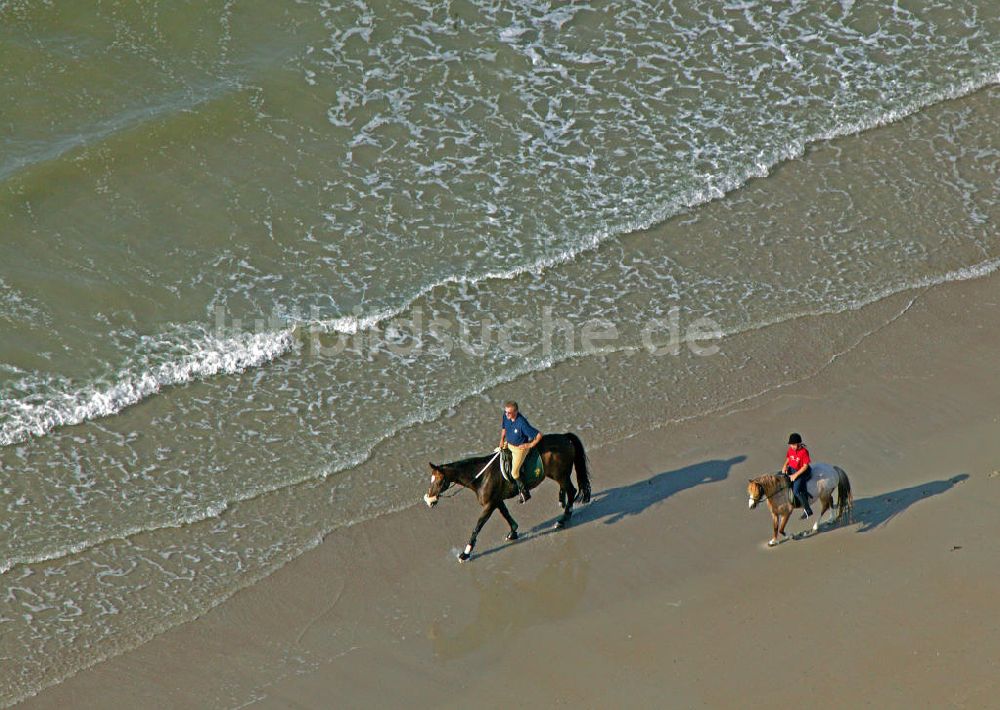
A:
0 498 232 575
305 69 1000 335
0 329 299 447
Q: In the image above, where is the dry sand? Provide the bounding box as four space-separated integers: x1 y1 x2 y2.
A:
24 272 1000 709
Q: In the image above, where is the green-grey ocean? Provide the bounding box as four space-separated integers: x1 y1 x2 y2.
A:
1 0 998 704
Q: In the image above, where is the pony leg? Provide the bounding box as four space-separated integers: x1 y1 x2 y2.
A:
497 501 519 541
769 512 779 546
814 496 832 532
778 511 791 537
458 505 495 562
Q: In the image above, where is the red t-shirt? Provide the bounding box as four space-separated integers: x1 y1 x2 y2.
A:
787 445 811 473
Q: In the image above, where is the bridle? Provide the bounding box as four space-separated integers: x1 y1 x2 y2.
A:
432 475 463 499
750 474 792 506
430 450 502 500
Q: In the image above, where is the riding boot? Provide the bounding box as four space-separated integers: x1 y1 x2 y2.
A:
515 477 531 504
797 488 813 518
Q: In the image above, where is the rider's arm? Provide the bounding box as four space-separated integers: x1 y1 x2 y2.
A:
527 432 542 450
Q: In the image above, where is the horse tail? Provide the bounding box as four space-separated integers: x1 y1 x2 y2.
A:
565 432 591 503
834 466 853 523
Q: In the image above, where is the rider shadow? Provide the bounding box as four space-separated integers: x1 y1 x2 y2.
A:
530 454 747 533
850 473 969 533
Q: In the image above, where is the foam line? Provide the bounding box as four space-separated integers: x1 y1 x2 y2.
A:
0 329 298 447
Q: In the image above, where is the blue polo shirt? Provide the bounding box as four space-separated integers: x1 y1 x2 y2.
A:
502 413 540 446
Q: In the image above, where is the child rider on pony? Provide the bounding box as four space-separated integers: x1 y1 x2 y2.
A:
782 432 813 520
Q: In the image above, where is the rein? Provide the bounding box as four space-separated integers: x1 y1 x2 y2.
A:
474 450 501 480
438 450 501 498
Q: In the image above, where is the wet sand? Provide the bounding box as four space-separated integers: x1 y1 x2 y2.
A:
23 271 1000 709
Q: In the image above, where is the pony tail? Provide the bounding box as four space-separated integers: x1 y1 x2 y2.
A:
565 432 591 503
834 466 854 523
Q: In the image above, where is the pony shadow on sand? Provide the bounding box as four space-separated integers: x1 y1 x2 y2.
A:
529 455 747 533
850 473 969 533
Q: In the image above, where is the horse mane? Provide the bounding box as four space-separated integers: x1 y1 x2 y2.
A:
442 453 495 471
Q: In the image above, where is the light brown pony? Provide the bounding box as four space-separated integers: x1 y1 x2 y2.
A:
747 462 853 546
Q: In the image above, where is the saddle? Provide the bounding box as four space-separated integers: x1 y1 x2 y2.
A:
498 446 545 484
781 472 813 508
778 474 796 507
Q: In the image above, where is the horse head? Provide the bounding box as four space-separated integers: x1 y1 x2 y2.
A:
424 463 451 507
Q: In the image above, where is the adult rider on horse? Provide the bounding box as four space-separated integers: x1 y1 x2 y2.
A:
782 432 813 520
499 400 542 504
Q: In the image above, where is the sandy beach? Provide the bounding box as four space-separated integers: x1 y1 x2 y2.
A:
19 265 1000 708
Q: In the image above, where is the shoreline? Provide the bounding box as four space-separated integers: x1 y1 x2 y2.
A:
21 268 1000 709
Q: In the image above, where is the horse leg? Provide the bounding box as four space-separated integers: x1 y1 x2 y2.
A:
458 504 495 562
769 511 780 546
497 501 519 541
563 479 577 508
554 475 576 530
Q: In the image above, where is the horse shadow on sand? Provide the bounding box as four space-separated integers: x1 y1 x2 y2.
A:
529 454 747 534
848 473 969 534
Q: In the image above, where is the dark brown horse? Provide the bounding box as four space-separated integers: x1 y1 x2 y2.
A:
424 433 591 562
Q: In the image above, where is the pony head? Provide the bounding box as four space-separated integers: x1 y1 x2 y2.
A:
747 479 763 510
423 463 451 507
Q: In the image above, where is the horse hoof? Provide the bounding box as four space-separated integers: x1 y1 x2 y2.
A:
506 531 519 541
458 552 471 562
554 520 565 530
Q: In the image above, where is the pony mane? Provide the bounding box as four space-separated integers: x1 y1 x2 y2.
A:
750 473 786 495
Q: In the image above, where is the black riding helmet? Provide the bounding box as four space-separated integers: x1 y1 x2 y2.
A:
788 432 802 445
